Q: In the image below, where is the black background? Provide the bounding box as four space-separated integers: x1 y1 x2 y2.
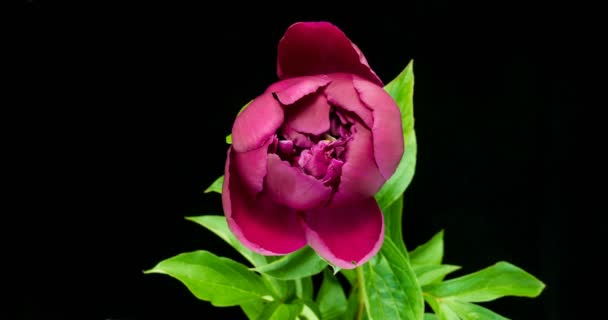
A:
10 1 585 319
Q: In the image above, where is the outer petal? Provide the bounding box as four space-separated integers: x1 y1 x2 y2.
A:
265 154 333 210
270 75 331 105
353 77 404 180
223 148 307 255
232 92 284 153
303 197 384 269
332 123 385 206
232 137 273 195
284 92 331 135
277 22 382 86
324 74 373 128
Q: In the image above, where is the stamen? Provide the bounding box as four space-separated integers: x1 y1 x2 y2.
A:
323 133 337 142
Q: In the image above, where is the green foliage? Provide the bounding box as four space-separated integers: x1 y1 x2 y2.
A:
145 251 272 306
316 269 348 320
383 194 407 255
444 300 508 320
257 301 303 320
423 262 545 319
253 246 328 280
414 264 461 287
410 230 445 267
362 238 424 320
423 262 545 302
204 175 224 194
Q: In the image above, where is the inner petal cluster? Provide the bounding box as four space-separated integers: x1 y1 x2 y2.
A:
269 106 355 190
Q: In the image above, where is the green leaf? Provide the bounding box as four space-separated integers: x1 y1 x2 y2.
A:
265 277 295 303
362 237 424 320
186 215 266 267
241 300 272 319
376 60 417 210
253 246 328 280
343 286 361 320
385 60 415 134
299 301 322 320
410 230 444 267
295 277 314 301
424 314 439 320
186 216 294 301
316 269 348 320
436 303 461 320
204 175 224 194
414 264 461 286
257 301 303 320
424 261 545 302
375 132 417 208
145 251 272 306
340 268 356 286
383 194 407 255
444 300 508 320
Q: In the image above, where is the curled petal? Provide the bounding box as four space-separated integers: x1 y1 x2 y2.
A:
265 154 333 210
303 197 384 269
285 92 331 136
332 124 385 206
353 77 404 180
222 148 307 255
277 22 382 86
324 74 373 129
232 92 284 153
270 75 331 105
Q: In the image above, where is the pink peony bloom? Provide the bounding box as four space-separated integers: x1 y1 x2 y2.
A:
222 22 404 269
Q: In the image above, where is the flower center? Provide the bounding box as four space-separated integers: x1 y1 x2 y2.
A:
270 108 354 188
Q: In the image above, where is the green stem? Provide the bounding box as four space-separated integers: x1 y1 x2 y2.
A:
356 266 366 320
295 278 303 298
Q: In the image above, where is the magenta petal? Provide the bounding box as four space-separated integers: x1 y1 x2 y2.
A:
285 92 331 135
232 92 284 153
281 126 314 149
324 74 373 128
271 75 331 105
353 77 405 180
333 124 385 206
304 197 384 269
277 22 383 86
232 137 273 195
223 148 307 255
351 43 382 84
265 154 333 210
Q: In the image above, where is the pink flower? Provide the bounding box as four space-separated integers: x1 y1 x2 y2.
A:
222 22 404 269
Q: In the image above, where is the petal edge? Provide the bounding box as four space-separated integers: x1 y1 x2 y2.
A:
277 22 382 86
303 197 384 269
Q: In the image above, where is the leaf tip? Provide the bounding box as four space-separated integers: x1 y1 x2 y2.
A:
142 267 161 275
331 264 341 275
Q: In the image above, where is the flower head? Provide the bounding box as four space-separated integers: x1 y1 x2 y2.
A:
223 22 404 269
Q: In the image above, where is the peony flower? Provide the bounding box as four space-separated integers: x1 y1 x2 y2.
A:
222 22 404 269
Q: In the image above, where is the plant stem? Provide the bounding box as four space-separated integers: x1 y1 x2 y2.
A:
356 266 366 320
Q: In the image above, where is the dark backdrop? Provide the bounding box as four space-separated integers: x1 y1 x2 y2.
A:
10 2 582 319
